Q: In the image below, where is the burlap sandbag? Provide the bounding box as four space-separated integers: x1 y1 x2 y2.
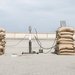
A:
57 27 74 32
58 35 73 39
0 46 4 49
57 44 74 50
0 36 5 40
0 45 4 54
57 38 74 42
0 32 5 36
58 32 74 35
0 41 6 47
59 49 75 53
0 28 5 55
57 41 74 45
55 27 75 54
0 39 6 43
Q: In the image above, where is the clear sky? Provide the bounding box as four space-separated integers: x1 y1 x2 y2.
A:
0 0 75 33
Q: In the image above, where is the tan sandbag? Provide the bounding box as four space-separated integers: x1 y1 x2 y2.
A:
0 42 5 47
0 39 6 44
0 38 5 47
0 52 3 54
0 49 4 54
0 42 5 45
57 44 74 50
58 27 74 32
55 27 75 55
2 39 6 42
0 46 4 49
0 36 5 40
58 32 74 35
0 46 5 53
0 28 5 55
59 50 75 53
57 38 74 42
57 41 74 45
56 37 73 41
58 35 73 39
0 32 5 36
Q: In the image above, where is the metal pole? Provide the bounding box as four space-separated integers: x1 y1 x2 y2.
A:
29 26 32 53
29 40 32 53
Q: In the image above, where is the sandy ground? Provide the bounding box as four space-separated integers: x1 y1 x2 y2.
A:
0 53 75 75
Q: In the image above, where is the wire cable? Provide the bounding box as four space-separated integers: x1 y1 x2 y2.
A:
34 28 56 53
6 34 27 47
34 28 56 49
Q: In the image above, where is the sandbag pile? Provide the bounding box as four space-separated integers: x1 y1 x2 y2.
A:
55 27 75 55
0 28 6 55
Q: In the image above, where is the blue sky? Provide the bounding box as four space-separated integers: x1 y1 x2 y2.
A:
0 0 75 33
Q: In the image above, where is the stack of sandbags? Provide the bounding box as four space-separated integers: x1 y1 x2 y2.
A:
0 28 6 55
55 27 75 55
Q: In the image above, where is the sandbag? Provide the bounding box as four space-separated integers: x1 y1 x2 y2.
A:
0 42 6 47
58 32 74 35
0 36 5 40
57 44 74 50
57 41 74 45
0 32 5 36
59 50 75 53
0 28 6 55
58 27 74 32
0 46 4 49
1 39 6 42
57 38 73 42
58 35 73 39
55 26 75 55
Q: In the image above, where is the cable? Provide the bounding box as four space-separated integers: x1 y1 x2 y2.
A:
34 35 56 54
43 38 56 54
6 34 27 47
34 35 56 49
34 28 56 49
34 28 56 53
34 28 51 49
